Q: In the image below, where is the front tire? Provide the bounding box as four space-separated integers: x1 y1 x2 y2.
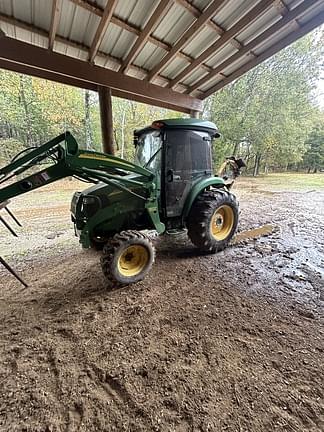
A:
187 190 238 252
100 230 155 288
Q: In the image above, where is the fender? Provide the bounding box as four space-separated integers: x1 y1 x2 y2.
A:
182 176 226 220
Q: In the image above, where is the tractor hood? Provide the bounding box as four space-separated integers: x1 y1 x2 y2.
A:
71 173 149 219
80 174 149 202
70 172 151 237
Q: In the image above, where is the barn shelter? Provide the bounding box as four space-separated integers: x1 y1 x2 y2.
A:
0 0 323 153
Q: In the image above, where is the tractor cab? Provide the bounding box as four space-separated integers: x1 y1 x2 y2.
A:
134 118 220 219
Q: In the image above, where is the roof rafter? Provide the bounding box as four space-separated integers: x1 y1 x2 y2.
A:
201 10 324 99
0 58 198 111
168 0 274 89
275 0 289 15
120 0 173 74
175 0 243 50
0 12 190 90
188 0 320 94
146 0 227 82
68 0 214 75
89 0 118 62
0 35 202 113
48 0 61 50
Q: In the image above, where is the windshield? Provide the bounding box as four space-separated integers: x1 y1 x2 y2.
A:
134 131 162 173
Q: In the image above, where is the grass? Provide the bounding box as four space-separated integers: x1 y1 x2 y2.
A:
240 173 324 191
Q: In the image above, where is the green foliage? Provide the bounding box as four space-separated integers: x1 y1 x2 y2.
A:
0 71 86 148
0 138 25 164
0 70 183 164
301 118 324 172
112 98 183 160
206 31 323 175
0 30 322 175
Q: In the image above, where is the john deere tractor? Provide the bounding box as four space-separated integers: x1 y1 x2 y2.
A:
0 118 241 287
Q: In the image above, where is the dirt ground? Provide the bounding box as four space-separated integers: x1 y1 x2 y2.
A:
0 174 324 432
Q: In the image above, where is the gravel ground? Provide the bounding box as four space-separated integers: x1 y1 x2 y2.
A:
0 175 323 432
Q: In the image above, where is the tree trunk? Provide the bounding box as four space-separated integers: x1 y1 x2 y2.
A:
232 142 239 156
120 110 126 159
19 75 32 146
253 153 261 177
84 89 93 150
113 128 119 151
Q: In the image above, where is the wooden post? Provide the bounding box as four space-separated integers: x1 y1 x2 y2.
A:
190 110 200 119
98 86 114 154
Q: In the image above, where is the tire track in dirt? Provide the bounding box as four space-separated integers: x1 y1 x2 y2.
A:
1 179 324 431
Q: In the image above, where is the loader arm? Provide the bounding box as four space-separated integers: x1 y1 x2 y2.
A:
0 132 164 235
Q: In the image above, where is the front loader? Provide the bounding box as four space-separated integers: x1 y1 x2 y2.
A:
0 118 242 287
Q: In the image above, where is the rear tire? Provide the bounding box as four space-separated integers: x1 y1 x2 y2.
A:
187 189 238 252
100 230 155 288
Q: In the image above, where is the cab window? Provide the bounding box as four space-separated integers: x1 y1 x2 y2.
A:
134 131 162 173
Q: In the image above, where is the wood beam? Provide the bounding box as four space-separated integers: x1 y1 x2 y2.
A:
98 86 114 154
48 0 61 50
147 0 227 82
168 0 274 89
89 0 118 62
69 0 222 39
275 0 289 16
174 0 244 50
188 0 320 94
0 58 193 112
0 58 97 91
68 0 214 75
175 0 223 35
190 110 200 119
0 35 202 112
112 16 212 74
120 0 173 74
0 12 188 90
201 10 324 99
69 0 101 16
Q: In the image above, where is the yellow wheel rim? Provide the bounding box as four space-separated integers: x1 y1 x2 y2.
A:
117 245 149 277
210 205 234 241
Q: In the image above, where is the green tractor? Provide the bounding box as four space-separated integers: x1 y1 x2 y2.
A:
0 118 242 287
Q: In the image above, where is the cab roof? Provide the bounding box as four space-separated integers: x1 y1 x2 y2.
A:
134 118 220 138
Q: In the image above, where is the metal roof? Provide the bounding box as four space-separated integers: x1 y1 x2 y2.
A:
0 0 323 113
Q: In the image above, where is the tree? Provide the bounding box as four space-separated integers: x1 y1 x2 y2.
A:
302 119 324 172
206 31 323 175
0 69 184 164
84 89 93 150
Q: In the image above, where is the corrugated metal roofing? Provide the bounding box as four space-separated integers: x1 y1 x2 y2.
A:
0 0 323 105
153 3 194 45
212 0 260 30
182 26 220 58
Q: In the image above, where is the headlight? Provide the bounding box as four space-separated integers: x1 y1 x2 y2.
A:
81 195 101 218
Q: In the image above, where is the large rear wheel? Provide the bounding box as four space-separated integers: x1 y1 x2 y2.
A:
100 230 155 288
187 190 238 252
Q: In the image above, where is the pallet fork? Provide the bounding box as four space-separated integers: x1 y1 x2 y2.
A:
0 200 28 287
